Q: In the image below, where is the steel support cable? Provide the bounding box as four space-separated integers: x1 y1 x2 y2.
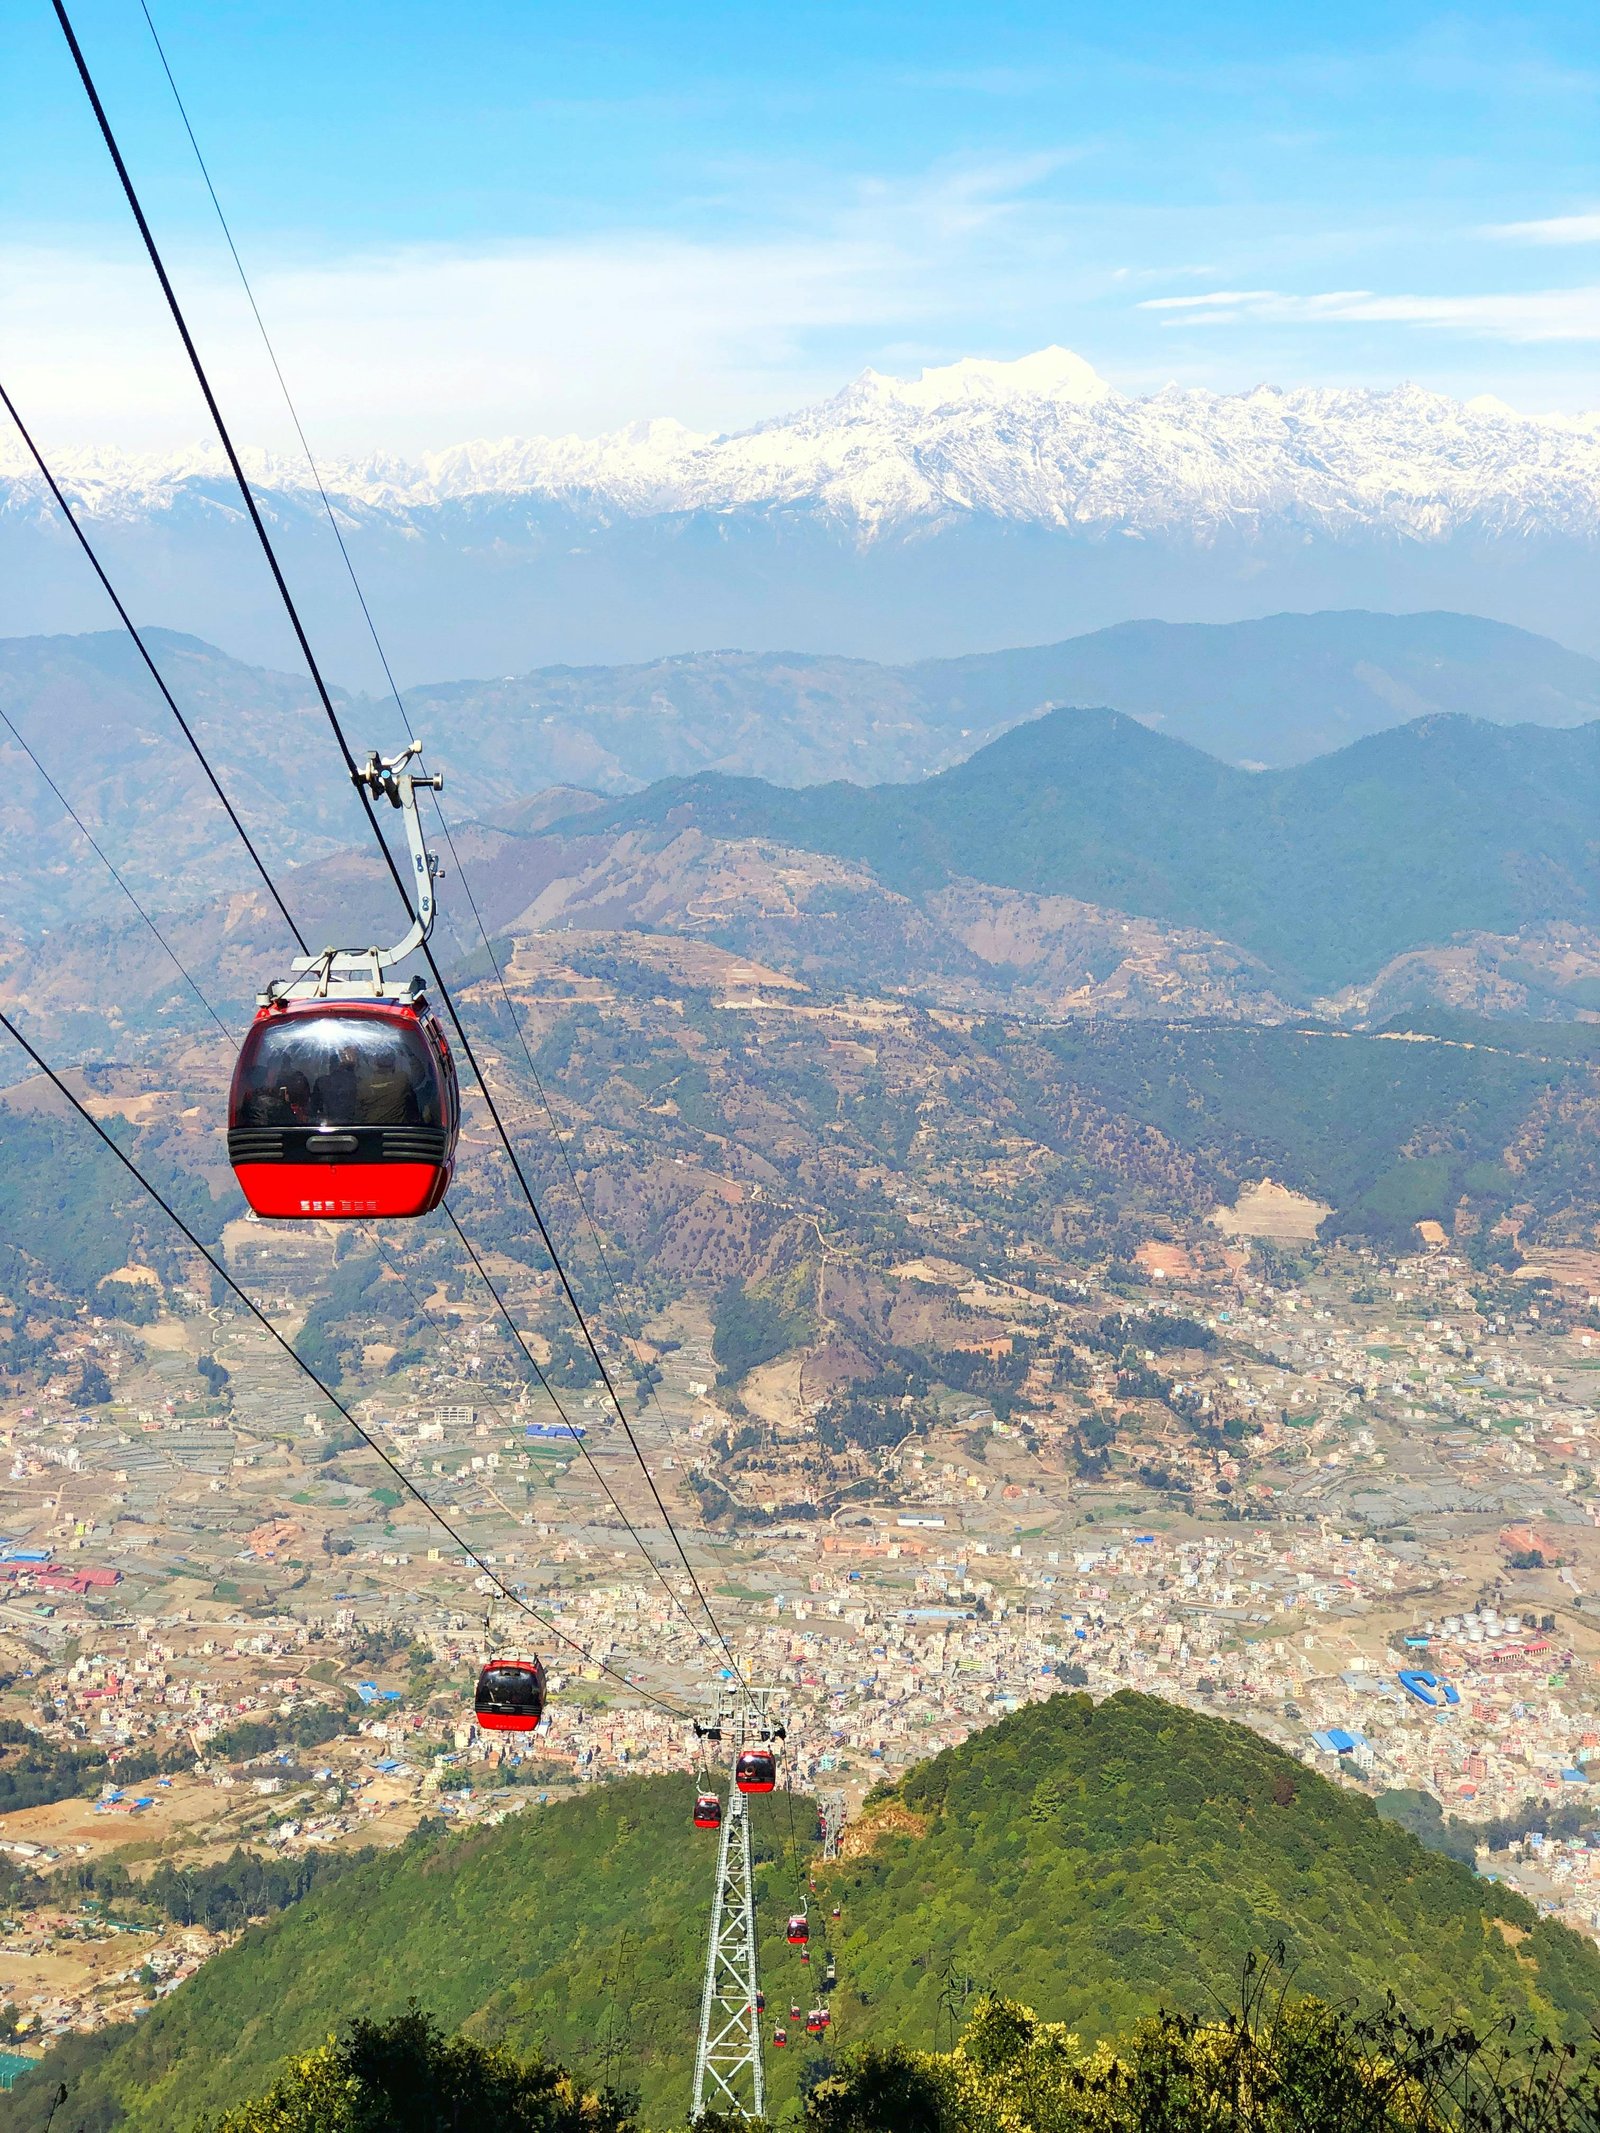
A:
3 545 716 1662
432 884 766 1653
781 1763 814 1939
0 611 662 1689
0 1002 690 1721
428 990 748 1681
131 0 760 1640
443 1204 729 1663
0 380 308 957
4 685 587 1577
0 698 231 1043
52 0 747 1689
134 0 413 729
49 0 362 791
428 853 755 1530
417 1198 717 1647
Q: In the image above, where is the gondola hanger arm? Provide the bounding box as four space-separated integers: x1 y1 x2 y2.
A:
268 741 443 1003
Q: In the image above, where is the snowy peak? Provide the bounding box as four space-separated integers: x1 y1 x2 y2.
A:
6 348 1600 544
845 345 1114 413
416 416 709 501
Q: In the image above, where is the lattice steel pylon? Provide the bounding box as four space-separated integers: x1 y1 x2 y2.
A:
691 1686 782 2121
816 1791 847 1862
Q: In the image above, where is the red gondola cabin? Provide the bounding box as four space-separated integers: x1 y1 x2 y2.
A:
694 1791 722 1830
787 1914 809 1946
806 2010 825 2036
772 2027 787 2048
474 1654 547 1733
735 1747 776 1793
228 996 459 1220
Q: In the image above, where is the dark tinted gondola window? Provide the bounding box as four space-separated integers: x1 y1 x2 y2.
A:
478 1666 543 1710
236 1017 440 1129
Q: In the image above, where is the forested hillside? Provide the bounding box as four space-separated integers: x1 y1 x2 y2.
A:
11 1694 1600 2131
598 710 1600 993
821 1693 1600 2044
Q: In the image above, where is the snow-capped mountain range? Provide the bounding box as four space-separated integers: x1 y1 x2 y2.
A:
8 348 1600 676
8 346 1600 541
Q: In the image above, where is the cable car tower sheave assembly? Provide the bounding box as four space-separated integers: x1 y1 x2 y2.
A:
692 1686 784 2120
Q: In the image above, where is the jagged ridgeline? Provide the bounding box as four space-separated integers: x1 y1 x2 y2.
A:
10 1693 1600 2130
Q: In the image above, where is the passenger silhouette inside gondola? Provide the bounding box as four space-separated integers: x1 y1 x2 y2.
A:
242 1068 310 1129
313 1044 361 1124
359 1047 423 1126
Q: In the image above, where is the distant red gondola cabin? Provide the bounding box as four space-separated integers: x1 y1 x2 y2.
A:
694 1792 722 1830
735 1747 776 1794
228 997 459 1221
772 2028 787 2049
474 1654 547 1733
787 1914 809 1946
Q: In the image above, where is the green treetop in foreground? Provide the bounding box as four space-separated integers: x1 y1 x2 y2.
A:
197 2005 633 2133
151 1983 1600 2132
11 1693 1600 2130
809 1981 1600 2133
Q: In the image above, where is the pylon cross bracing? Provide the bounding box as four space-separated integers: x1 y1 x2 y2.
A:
691 1686 781 2120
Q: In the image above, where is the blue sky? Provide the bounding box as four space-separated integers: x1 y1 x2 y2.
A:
5 0 1600 453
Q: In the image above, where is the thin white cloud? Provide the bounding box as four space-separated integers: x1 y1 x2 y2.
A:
1138 290 1280 310
1108 265 1218 284
1320 287 1600 341
844 149 1092 240
1139 283 1600 343
1483 212 1600 246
